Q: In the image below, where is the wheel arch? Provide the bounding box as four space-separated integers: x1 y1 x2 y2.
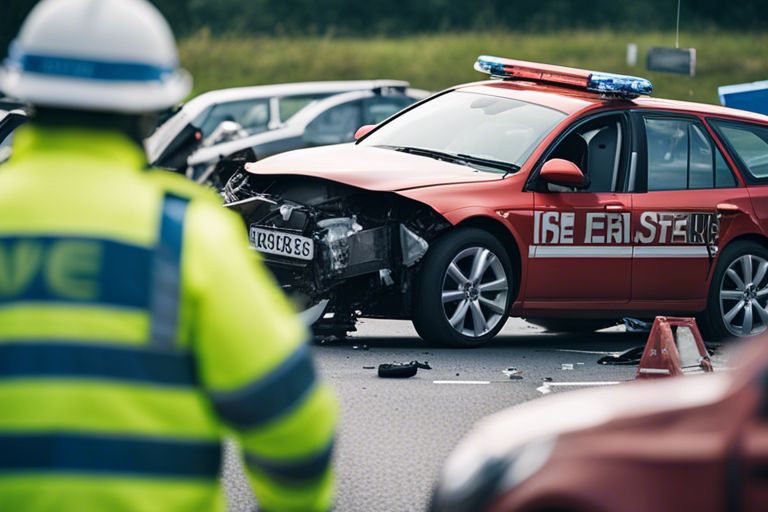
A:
722 232 768 251
700 231 768 340
713 232 768 281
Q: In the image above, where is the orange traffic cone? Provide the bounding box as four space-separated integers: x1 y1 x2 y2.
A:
636 316 714 379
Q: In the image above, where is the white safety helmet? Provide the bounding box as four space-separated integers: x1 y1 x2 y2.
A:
0 0 192 113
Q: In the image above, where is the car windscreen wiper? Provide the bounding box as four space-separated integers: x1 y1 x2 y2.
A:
379 145 517 175
456 153 520 175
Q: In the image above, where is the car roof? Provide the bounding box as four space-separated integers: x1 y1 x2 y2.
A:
182 80 412 115
456 79 768 123
286 88 428 127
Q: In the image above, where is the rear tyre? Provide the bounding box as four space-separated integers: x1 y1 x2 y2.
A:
412 228 513 347
698 241 768 341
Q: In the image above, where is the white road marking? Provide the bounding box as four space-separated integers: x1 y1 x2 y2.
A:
433 380 491 385
537 380 623 395
554 348 621 355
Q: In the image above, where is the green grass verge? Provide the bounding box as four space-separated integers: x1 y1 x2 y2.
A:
180 30 767 105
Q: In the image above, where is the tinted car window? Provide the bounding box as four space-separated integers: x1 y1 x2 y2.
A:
362 97 413 125
198 99 271 137
360 91 566 168
279 94 331 123
646 118 688 191
645 117 736 191
710 120 768 179
304 101 362 145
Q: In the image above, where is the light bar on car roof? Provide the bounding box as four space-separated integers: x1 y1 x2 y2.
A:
474 55 653 98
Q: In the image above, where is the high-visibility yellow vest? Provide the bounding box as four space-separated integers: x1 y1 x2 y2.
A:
0 126 337 512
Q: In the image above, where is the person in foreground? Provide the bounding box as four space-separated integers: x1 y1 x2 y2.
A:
0 0 337 510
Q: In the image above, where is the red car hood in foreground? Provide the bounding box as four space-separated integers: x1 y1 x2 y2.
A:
244 144 504 192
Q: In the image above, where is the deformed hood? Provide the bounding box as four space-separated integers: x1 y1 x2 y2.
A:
244 144 504 192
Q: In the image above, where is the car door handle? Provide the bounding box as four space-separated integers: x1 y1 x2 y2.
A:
604 204 626 212
716 203 744 216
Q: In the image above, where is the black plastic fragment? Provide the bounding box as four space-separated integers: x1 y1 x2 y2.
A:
377 360 432 378
622 317 654 333
598 346 646 365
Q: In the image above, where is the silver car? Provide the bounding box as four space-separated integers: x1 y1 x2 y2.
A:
145 80 429 188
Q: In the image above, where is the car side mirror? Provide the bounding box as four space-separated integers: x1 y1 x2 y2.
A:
354 124 376 140
540 158 587 188
205 121 247 146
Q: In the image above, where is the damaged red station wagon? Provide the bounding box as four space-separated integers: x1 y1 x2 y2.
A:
224 56 768 347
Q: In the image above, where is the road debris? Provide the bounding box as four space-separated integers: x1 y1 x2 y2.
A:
352 344 369 351
598 346 645 365
623 317 654 333
378 361 432 379
362 366 376 370
502 367 523 380
561 363 574 370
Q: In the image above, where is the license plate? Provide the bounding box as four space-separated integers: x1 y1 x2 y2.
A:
250 227 314 261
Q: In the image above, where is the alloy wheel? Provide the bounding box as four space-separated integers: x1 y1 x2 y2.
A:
441 246 509 338
719 254 768 337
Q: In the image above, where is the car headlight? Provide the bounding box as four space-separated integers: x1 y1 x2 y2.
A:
430 436 557 512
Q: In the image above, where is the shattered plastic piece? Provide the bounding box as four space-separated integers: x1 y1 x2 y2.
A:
543 377 553 382
317 217 362 272
363 366 376 370
561 363 574 370
352 344 369 351
623 317 654 333
377 361 432 379
502 367 523 380
400 224 429 266
598 346 646 366
379 269 395 286
317 335 344 345
279 204 297 222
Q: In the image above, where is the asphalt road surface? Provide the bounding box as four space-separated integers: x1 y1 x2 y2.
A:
222 317 724 512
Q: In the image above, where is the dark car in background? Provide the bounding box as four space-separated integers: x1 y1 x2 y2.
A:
145 80 428 189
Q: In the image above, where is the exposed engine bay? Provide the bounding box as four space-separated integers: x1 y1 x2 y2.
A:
223 170 451 335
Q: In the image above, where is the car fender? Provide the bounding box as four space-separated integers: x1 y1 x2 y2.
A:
436 205 530 306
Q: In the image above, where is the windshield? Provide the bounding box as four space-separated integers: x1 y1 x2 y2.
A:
360 90 566 172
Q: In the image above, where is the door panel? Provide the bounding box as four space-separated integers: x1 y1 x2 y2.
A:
527 192 632 300
525 112 633 302
631 114 751 303
631 190 747 301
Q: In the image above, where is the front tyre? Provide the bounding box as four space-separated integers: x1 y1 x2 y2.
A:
699 241 768 341
413 228 513 347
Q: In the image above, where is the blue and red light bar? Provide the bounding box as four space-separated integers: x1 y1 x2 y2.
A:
474 55 653 98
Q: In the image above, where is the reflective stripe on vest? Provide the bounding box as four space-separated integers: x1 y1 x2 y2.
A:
0 193 220 479
149 193 188 350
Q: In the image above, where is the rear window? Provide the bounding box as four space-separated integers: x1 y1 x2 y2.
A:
710 119 768 180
